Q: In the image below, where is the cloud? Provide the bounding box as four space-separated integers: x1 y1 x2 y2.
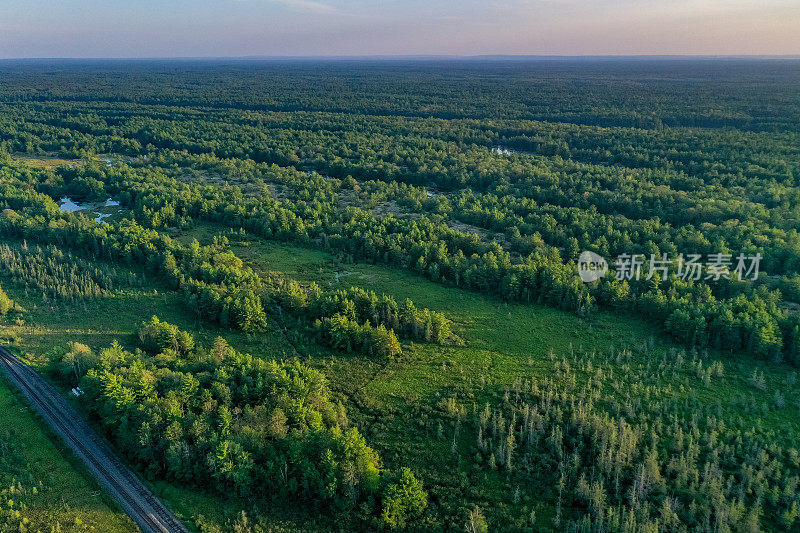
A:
263 0 338 14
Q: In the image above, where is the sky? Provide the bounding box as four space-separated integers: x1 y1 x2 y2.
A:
1 0 799 58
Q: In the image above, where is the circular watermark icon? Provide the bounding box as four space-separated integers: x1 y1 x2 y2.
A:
578 251 608 283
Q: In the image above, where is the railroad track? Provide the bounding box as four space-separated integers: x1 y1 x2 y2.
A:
0 347 189 533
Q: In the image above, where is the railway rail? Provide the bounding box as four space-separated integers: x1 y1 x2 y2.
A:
0 346 189 533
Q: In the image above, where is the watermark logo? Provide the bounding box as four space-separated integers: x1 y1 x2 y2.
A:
577 251 762 283
578 250 608 283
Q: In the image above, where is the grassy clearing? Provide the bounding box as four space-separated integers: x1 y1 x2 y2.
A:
1 283 290 364
190 226 800 420
11 152 84 170
10 152 131 172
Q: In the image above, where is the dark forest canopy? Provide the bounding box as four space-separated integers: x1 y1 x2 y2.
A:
3 60 800 361
1 59 800 532
1 58 800 130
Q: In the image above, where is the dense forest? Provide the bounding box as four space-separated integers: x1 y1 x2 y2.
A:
51 329 428 528
0 59 799 532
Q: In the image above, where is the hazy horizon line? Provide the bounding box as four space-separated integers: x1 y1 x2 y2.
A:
2 54 800 62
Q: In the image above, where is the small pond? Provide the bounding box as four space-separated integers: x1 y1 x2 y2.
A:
59 196 120 224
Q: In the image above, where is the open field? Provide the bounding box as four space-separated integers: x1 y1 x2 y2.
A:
11 152 84 170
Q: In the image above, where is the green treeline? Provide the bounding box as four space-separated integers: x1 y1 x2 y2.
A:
32 157 800 365
0 167 454 357
272 280 458 347
49 326 427 529
0 241 139 300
